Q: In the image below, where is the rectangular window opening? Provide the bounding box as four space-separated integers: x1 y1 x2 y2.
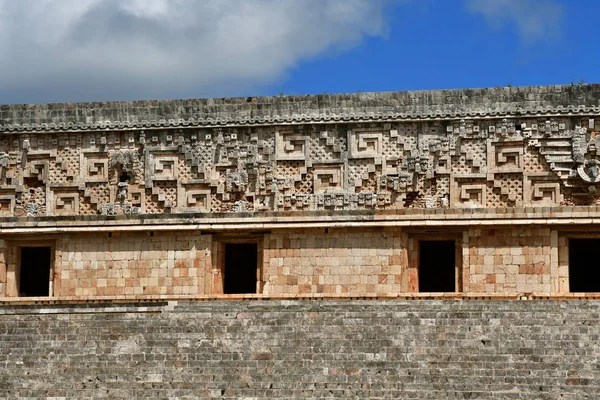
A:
223 243 258 294
19 247 52 297
418 240 456 292
568 239 600 292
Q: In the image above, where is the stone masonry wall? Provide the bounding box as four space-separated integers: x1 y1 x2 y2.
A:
0 239 6 296
2 232 211 298
467 227 553 294
263 228 404 295
1 227 576 298
57 233 210 297
1 300 599 399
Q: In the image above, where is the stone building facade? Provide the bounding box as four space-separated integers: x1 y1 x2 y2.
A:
2 84 600 300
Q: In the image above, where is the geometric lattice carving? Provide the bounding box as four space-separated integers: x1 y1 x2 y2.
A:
533 183 561 203
453 139 486 174
348 129 383 161
23 159 49 184
154 157 177 179
127 187 144 208
451 176 487 208
49 188 79 216
3 111 600 216
313 164 345 193
80 152 108 183
486 173 523 207
488 140 524 175
524 175 562 206
275 131 309 161
177 185 211 213
145 149 179 188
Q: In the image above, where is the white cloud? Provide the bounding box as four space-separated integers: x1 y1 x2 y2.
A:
465 0 563 43
0 0 394 103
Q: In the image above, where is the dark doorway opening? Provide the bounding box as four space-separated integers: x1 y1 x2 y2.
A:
569 239 600 292
19 247 51 297
419 240 456 292
224 243 258 294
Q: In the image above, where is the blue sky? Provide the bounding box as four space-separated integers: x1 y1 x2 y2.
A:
279 0 595 95
0 0 596 104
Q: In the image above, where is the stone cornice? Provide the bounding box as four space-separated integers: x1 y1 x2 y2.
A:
2 206 600 234
1 84 600 133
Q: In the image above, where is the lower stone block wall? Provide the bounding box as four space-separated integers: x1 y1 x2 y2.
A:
263 228 404 295
0 300 598 399
558 234 570 292
0 226 579 298
0 239 6 296
467 227 553 293
56 232 210 296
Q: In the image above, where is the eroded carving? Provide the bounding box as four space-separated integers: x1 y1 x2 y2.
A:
0 114 599 217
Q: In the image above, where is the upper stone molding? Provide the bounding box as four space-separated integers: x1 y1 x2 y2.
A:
1 84 600 133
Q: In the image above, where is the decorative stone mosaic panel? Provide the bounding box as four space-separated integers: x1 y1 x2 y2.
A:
2 114 600 216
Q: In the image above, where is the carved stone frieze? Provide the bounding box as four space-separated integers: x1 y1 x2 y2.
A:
1 111 600 216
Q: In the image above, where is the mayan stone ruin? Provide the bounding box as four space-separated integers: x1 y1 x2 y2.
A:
2 85 600 398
